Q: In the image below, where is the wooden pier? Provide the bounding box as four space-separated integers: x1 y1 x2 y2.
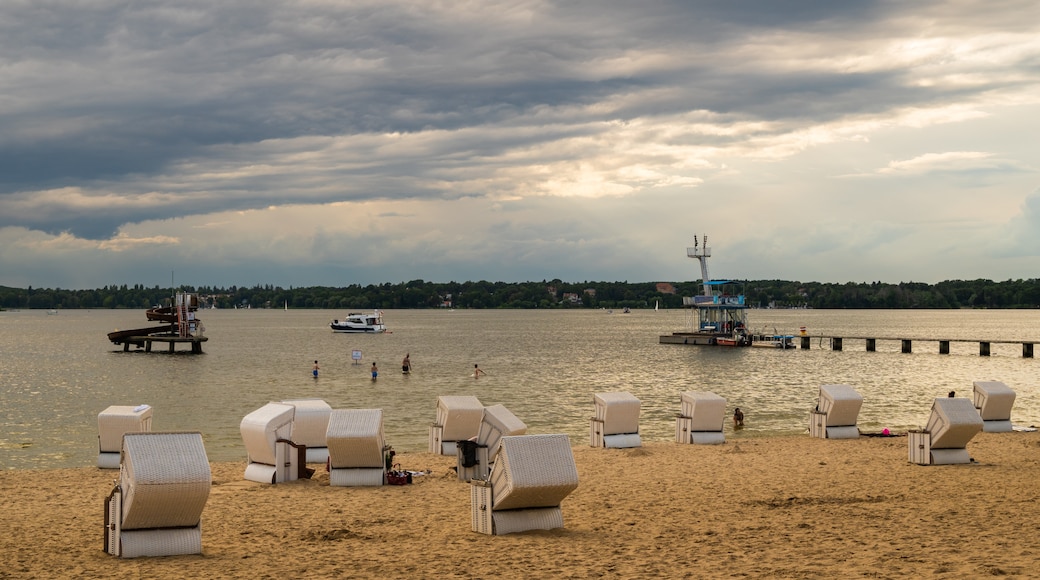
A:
800 335 1035 358
114 334 208 354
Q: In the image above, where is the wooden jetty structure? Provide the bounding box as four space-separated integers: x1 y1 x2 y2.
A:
796 335 1035 358
108 293 207 354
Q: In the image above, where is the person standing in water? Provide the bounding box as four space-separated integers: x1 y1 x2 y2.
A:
402 353 411 374
473 364 486 378
371 362 378 380
312 360 319 379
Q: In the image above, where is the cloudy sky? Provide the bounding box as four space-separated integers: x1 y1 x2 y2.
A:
2 0 1038 290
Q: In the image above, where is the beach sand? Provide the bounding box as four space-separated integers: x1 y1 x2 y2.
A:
2 432 1039 579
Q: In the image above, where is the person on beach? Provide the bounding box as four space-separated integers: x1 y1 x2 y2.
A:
473 364 486 378
733 407 744 428
371 362 378 380
402 353 411 374
312 360 319 378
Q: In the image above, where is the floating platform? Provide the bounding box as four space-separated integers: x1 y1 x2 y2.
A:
108 327 208 354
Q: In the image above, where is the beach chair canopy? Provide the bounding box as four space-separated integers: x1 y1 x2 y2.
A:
819 384 863 427
436 396 484 441
680 391 726 432
926 397 983 449
240 402 295 466
120 432 211 530
326 409 385 469
477 404 527 460
489 434 579 512
593 392 641 435
972 381 1016 421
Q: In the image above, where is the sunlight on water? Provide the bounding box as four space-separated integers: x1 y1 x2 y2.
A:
2 307 1039 469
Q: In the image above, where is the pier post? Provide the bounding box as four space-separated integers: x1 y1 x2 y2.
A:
866 338 876 352
831 337 843 351
939 341 950 355
901 339 912 354
979 342 990 357
1024 343 1034 358
801 336 811 350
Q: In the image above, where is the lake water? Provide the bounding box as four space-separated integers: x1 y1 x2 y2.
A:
2 307 1038 470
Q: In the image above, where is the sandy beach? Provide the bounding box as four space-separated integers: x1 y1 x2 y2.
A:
2 432 1038 579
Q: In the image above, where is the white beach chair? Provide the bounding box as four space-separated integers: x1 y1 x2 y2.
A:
327 409 387 486
457 404 527 482
104 432 211 558
97 404 153 468
675 391 726 444
429 395 483 455
972 381 1016 432
809 384 863 439
908 397 984 465
281 398 333 463
240 402 303 484
470 434 579 535
590 392 642 448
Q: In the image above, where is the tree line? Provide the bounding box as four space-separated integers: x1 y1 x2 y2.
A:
2 278 1040 311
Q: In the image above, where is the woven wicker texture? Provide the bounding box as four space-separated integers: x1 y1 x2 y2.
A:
972 381 1016 421
593 392 640 435
280 399 332 447
679 391 726 431
240 403 295 466
436 396 484 441
477 404 527 460
819 384 863 427
490 434 578 512
98 405 153 453
326 409 385 468
119 527 203 558
120 432 210 530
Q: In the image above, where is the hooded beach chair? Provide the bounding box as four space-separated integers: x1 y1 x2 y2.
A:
457 404 527 482
326 409 387 486
972 381 1016 432
809 384 863 439
470 434 579 535
104 432 211 558
240 402 304 484
908 397 984 465
97 404 153 468
675 391 726 444
429 395 483 455
590 392 642 448
281 398 333 463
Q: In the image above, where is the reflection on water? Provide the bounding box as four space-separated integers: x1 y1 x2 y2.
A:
2 308 1039 469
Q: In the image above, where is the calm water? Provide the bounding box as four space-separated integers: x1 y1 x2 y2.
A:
2 308 1039 470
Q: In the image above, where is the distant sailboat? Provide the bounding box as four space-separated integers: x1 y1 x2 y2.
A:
284 300 288 311
655 300 659 312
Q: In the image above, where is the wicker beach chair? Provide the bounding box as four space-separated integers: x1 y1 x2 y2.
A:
590 392 642 448
675 391 726 444
470 434 579 535
429 395 484 455
241 402 304 484
281 398 333 463
972 381 1016 432
809 384 863 439
326 409 387 487
908 397 984 465
104 432 211 558
457 404 527 482
97 404 153 469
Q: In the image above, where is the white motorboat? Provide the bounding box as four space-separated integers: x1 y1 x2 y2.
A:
330 311 387 333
